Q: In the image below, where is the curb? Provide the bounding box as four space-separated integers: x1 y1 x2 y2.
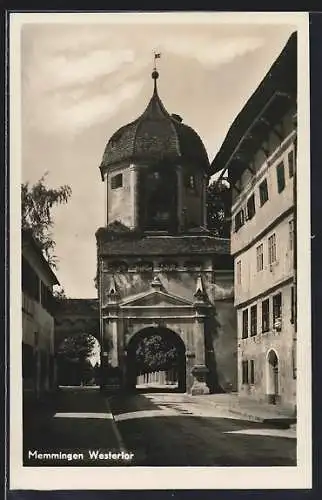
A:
226 406 296 428
104 396 128 455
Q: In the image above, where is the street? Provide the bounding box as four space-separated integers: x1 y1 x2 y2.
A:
23 387 296 467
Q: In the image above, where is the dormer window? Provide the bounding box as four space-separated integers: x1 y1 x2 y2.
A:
111 173 123 189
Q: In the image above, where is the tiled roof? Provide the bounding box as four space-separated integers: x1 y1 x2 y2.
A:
210 32 297 174
100 86 209 173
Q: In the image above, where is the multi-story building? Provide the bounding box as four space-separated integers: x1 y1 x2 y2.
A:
22 229 59 402
211 33 297 410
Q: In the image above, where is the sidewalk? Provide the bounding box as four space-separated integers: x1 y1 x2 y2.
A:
191 393 296 428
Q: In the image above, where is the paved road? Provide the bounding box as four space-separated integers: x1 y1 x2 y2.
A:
109 391 296 467
23 387 125 466
23 388 296 467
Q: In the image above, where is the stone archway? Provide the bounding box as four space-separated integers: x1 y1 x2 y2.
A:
125 326 186 392
267 349 279 404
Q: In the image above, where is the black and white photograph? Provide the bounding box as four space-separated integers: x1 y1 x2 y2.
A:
9 11 311 490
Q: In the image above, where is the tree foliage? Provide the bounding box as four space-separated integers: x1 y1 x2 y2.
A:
135 334 178 374
57 333 97 363
206 178 231 238
21 172 72 268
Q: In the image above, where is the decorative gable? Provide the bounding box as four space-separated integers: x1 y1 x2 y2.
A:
120 290 193 309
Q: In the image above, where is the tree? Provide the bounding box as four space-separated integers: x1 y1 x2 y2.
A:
57 333 98 386
22 172 72 268
135 334 178 374
53 286 67 300
57 333 97 364
206 178 231 238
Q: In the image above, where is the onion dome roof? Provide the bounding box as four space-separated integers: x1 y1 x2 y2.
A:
99 70 209 176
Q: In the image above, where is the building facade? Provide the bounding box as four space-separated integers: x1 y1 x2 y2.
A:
22 229 59 402
96 67 236 395
211 33 297 410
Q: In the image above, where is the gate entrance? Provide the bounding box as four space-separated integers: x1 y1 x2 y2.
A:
126 327 186 392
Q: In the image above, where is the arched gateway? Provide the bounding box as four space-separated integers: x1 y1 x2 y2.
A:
95 62 236 395
125 326 186 392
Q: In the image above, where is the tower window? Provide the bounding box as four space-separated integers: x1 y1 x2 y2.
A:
276 161 285 193
184 173 197 192
111 173 123 189
259 179 269 206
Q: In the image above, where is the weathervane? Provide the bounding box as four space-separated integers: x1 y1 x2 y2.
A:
152 52 161 91
153 51 161 70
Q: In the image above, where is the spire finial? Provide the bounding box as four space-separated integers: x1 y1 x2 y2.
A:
152 52 161 93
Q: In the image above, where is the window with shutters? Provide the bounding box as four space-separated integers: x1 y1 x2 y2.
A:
234 209 244 232
242 360 248 384
249 360 255 385
276 161 285 193
262 298 270 332
259 178 269 206
250 305 257 336
268 233 277 265
242 309 249 339
256 244 264 272
273 292 282 324
246 194 256 220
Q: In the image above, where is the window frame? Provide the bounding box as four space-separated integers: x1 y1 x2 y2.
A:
262 298 270 333
276 161 286 193
242 309 249 339
273 292 282 324
111 173 123 190
256 243 264 272
242 360 249 385
268 233 277 265
250 305 257 337
249 360 255 385
234 209 245 232
259 178 269 206
246 194 256 220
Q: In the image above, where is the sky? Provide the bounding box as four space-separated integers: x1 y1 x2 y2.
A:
20 16 296 298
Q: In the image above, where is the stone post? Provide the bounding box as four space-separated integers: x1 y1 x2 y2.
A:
191 313 210 395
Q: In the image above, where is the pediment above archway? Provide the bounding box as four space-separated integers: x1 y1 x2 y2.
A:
120 290 193 309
